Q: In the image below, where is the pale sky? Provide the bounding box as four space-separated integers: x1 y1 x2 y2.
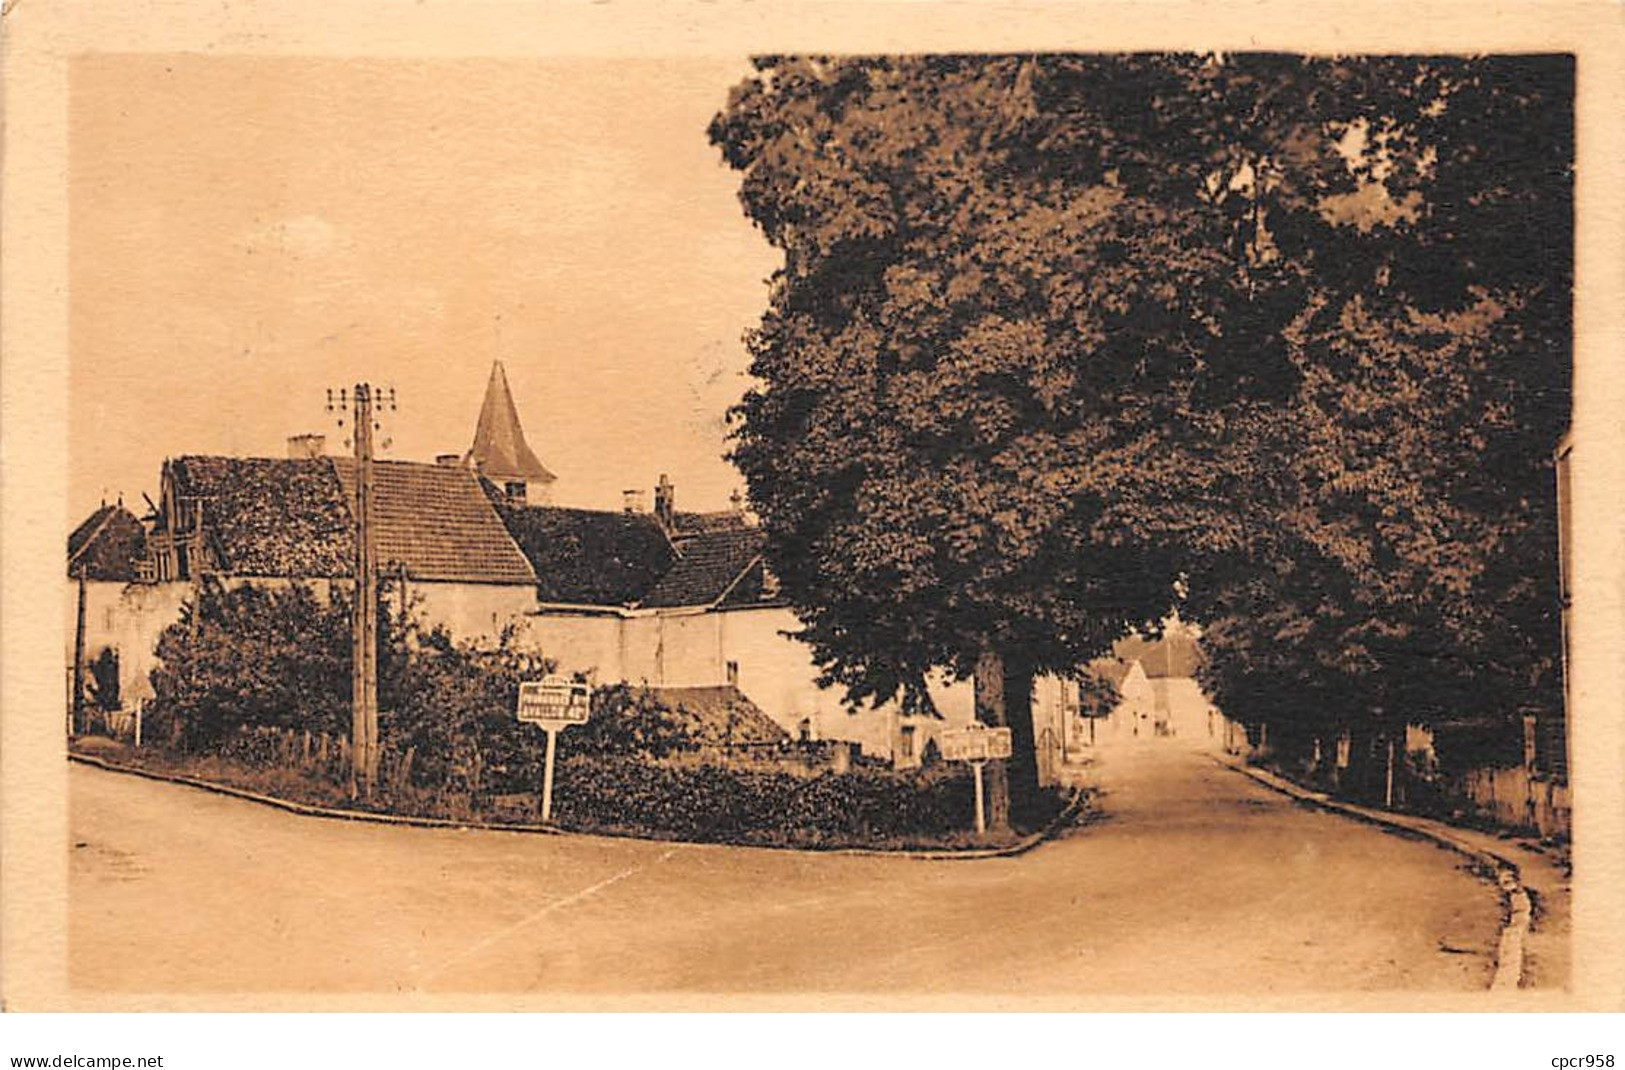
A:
69 54 780 521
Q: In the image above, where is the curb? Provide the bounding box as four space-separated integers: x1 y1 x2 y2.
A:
1216 756 1530 991
68 752 1086 862
832 787 1090 861
68 753 569 836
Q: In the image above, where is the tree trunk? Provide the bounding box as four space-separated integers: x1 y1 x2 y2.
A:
1003 655 1040 822
973 645 1009 832
973 643 1041 832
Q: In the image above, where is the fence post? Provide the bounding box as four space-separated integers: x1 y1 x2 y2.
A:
1385 738 1398 809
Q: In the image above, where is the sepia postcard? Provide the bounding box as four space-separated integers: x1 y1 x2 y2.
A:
2 0 1623 1018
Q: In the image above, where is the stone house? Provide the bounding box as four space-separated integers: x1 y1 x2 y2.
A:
66 361 1082 766
1091 626 1220 746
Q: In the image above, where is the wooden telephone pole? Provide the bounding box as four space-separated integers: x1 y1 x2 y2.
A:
329 383 394 800
71 564 88 737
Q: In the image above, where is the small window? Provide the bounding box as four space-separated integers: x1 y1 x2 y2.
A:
900 724 917 759
103 607 116 631
504 480 527 503
726 660 739 686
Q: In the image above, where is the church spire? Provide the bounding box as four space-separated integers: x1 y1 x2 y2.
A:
466 360 556 486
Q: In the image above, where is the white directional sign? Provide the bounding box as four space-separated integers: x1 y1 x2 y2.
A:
937 723 1012 836
517 677 590 726
939 724 1013 762
517 676 591 824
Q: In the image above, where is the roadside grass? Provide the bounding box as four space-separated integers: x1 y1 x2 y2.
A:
69 736 1076 852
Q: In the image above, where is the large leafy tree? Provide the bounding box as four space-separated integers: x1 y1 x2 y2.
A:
712 53 1569 817
1153 57 1574 775
711 56 1223 823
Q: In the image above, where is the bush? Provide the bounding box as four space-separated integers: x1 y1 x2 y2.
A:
88 648 121 712
148 579 352 751
548 755 982 846
137 580 1058 846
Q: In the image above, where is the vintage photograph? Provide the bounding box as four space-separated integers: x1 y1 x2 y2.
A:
49 46 1583 1005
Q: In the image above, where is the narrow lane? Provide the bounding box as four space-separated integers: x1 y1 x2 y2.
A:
70 744 1501 995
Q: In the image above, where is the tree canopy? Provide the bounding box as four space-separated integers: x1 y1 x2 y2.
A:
710 53 1571 810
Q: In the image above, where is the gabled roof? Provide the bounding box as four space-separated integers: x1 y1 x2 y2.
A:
493 502 675 606
646 685 790 745
169 456 351 578
168 455 536 584
672 509 752 535
1088 656 1131 688
639 528 766 609
330 459 537 584
1112 631 1204 678
466 361 555 484
67 504 147 581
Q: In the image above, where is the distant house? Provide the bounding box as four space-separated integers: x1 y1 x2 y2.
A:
1091 625 1220 746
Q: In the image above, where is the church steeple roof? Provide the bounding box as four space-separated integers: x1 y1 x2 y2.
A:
466 360 556 483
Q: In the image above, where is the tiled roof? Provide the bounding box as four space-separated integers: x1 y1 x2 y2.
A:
494 503 675 606
171 456 351 578
67 504 147 581
69 505 115 560
672 509 752 535
714 559 784 610
639 528 766 609
1087 656 1132 688
331 459 536 584
647 685 789 745
170 455 535 584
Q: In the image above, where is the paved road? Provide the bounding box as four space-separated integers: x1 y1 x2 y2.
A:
70 743 1502 995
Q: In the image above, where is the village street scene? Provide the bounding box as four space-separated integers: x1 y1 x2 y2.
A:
60 52 1573 998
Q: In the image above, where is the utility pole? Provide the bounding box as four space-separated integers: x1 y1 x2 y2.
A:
71 564 87 737
329 383 395 800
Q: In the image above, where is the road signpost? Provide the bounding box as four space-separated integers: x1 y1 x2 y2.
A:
938 723 1013 834
517 676 591 822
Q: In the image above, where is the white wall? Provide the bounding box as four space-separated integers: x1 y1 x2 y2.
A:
408 581 537 645
65 580 194 706
513 611 625 683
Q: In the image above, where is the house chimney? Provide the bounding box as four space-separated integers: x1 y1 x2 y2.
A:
622 489 646 514
654 474 675 530
287 433 326 459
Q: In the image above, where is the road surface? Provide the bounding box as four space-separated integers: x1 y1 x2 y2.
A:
70 742 1502 995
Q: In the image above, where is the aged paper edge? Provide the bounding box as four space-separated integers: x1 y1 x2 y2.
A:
3 0 1622 1012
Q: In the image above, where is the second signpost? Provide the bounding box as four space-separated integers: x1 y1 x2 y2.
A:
937 722 1014 834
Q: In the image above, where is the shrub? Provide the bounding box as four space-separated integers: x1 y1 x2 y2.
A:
148 579 352 751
